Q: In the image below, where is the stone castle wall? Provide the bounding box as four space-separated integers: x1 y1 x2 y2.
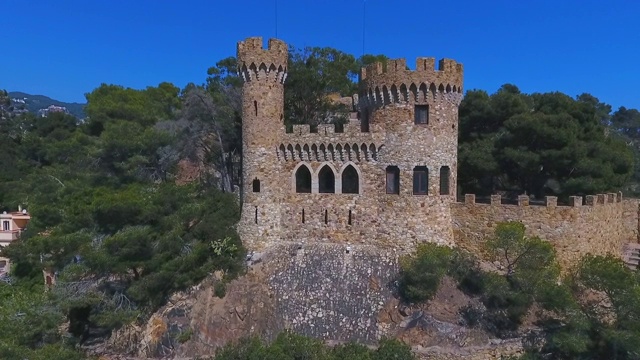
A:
451 193 639 269
238 36 463 252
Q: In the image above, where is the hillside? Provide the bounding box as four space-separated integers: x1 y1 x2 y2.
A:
8 91 86 118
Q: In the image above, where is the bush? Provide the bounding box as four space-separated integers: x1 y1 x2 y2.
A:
373 338 415 360
176 328 193 343
214 281 227 298
448 250 485 295
213 332 415 360
398 243 453 303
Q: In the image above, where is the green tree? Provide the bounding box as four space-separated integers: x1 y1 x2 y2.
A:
610 106 640 194
458 85 633 198
398 243 453 303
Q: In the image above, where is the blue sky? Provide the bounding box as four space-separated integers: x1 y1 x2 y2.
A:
2 0 639 110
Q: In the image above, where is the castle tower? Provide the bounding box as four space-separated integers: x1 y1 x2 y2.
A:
358 57 464 245
236 37 288 250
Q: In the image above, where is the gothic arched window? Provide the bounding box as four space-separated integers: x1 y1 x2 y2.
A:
295 166 312 193
341 165 359 194
318 165 335 193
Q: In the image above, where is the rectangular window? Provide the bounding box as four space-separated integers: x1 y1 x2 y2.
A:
361 109 370 132
414 105 429 124
2 221 9 231
413 167 428 195
386 166 400 194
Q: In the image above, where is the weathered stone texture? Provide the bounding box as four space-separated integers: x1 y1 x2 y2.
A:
451 194 639 269
268 243 399 343
238 36 462 252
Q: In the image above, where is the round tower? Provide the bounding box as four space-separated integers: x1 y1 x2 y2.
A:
358 57 464 198
236 37 288 250
358 57 464 246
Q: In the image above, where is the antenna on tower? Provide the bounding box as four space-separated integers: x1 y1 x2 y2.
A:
362 0 366 57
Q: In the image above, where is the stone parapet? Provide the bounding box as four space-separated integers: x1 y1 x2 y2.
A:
359 57 463 111
452 193 637 269
237 37 288 84
463 193 623 208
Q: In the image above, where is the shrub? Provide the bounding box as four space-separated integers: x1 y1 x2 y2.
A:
176 328 193 343
213 282 227 298
398 243 453 303
448 249 485 295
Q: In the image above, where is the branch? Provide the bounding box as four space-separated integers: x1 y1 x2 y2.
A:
47 175 66 188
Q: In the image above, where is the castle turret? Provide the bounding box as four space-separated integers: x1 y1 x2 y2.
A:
237 37 288 249
358 57 464 199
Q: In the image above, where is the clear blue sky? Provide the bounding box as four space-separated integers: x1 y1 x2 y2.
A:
2 0 639 110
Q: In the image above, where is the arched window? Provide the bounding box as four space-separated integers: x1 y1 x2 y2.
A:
413 166 428 195
440 166 451 195
318 165 335 193
341 165 359 194
252 178 260 192
295 166 312 193
386 166 400 194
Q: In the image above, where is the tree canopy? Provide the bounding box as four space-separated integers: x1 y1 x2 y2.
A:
0 82 245 358
458 85 634 198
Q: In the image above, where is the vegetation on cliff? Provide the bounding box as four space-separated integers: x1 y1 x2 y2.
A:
0 78 246 358
399 221 640 359
215 332 415 360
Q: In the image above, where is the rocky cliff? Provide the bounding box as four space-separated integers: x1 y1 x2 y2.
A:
93 243 526 359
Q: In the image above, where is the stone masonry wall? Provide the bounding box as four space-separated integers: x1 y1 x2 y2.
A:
267 243 399 343
451 193 639 269
237 36 464 253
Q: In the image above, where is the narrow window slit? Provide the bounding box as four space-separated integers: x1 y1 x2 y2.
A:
302 209 305 223
440 166 451 195
324 209 328 224
348 210 352 225
254 206 258 224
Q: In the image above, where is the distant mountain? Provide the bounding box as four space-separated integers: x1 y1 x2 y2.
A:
8 91 86 119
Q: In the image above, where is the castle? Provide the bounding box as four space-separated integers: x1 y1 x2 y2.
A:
235 37 639 269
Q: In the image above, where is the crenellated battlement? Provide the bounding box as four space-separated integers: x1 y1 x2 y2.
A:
460 192 624 207
360 58 462 81
358 57 463 109
237 37 288 84
452 192 638 270
286 120 368 136
278 120 383 162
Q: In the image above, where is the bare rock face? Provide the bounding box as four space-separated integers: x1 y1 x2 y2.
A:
177 267 279 358
106 244 524 359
